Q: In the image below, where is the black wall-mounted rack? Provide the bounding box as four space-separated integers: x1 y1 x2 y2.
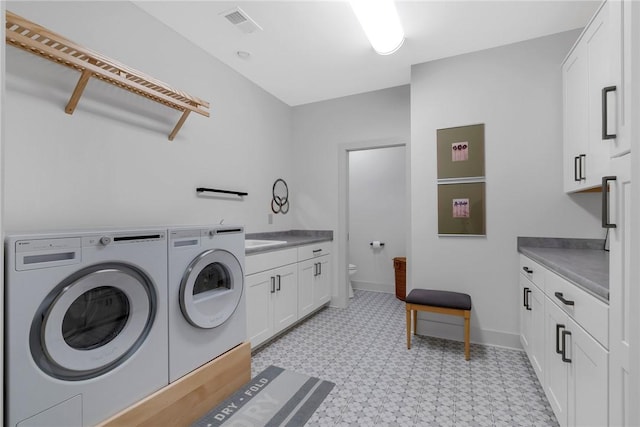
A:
196 188 248 197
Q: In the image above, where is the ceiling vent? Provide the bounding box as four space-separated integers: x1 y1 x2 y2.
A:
220 7 263 34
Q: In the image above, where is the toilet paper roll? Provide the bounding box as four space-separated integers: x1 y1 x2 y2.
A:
371 241 382 248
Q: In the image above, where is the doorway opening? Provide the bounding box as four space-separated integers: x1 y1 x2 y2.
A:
337 140 408 308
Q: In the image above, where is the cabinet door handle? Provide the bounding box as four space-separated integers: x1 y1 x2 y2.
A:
312 249 322 254
314 263 318 276
555 324 565 354
270 276 275 293
602 86 617 140
526 289 532 311
318 262 322 276
554 292 575 306
522 266 533 274
602 176 618 229
579 154 586 180
523 287 529 308
561 330 572 363
574 156 580 182
276 275 281 291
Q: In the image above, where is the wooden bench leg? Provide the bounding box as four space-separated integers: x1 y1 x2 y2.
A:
464 310 470 361
406 306 412 349
412 308 417 336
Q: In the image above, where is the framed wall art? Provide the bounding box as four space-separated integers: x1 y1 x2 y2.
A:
436 123 486 236
437 182 485 236
437 123 485 180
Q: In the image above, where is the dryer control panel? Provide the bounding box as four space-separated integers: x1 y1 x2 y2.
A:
15 238 81 271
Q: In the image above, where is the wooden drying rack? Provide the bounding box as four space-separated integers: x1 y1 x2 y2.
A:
5 11 210 141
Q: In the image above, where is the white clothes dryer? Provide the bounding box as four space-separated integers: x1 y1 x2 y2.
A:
5 229 169 427
167 225 246 382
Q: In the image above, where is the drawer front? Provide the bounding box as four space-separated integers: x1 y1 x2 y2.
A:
546 271 609 349
519 255 546 290
245 248 297 276
298 241 332 261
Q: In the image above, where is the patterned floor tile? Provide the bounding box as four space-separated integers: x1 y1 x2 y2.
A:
250 290 558 426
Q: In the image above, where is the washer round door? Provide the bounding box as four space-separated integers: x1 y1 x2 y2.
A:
179 249 243 329
30 263 157 381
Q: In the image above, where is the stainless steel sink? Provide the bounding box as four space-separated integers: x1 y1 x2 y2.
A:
245 239 287 249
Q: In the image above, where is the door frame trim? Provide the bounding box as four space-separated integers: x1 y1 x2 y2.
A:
336 138 409 308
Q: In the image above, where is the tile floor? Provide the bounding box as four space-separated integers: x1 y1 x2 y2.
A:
251 290 559 427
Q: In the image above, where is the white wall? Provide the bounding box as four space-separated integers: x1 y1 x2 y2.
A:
292 85 411 305
1 4 5 422
4 1 293 233
348 146 406 293
292 86 410 229
410 30 603 348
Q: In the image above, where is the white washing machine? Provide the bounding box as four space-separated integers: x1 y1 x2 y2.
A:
167 225 246 382
5 229 169 427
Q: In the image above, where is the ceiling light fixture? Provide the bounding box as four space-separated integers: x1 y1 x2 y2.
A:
349 0 405 55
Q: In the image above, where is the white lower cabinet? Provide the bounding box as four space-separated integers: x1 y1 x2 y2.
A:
313 256 331 307
297 242 332 318
246 263 298 348
529 282 545 382
272 267 299 333
519 275 544 383
545 299 569 426
568 316 608 427
520 254 609 426
246 241 333 349
298 259 316 319
245 269 274 348
545 298 609 427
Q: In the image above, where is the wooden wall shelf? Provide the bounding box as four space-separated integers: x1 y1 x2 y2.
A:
5 10 210 141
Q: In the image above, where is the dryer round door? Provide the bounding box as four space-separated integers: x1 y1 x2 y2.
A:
30 263 157 381
179 249 243 329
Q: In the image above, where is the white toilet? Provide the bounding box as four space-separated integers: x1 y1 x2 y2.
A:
348 264 357 298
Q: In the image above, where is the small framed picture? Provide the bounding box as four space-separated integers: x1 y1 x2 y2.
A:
437 124 484 179
451 142 469 162
452 198 470 218
438 182 485 235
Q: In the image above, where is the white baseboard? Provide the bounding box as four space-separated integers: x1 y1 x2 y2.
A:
415 317 522 351
352 280 394 294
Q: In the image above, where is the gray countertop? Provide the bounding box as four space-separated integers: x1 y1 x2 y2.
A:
245 230 333 255
517 237 609 303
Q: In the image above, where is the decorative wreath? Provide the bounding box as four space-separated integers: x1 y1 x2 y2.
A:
271 178 289 214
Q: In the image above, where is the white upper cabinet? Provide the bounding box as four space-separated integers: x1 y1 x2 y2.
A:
608 0 633 157
563 0 628 192
563 42 589 193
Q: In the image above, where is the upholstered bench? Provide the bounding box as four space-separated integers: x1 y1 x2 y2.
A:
405 289 472 360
